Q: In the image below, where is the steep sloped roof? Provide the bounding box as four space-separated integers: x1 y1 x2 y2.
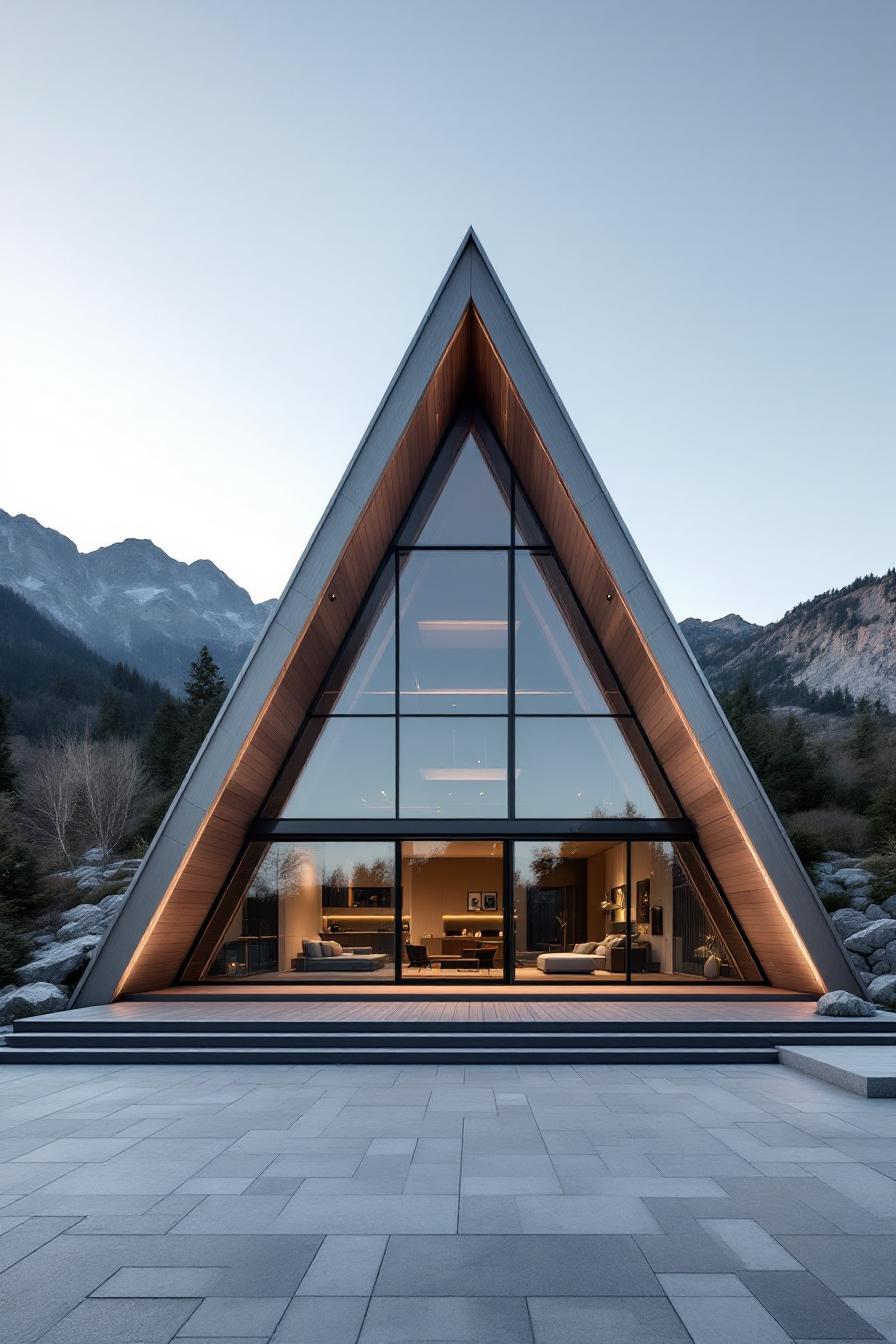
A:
72 231 859 1003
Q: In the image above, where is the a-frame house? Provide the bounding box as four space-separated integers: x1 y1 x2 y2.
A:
72 231 859 1006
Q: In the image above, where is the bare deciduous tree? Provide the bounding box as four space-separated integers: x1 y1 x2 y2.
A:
25 729 147 867
74 733 146 861
26 734 82 869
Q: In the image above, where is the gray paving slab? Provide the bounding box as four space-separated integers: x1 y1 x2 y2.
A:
37 1296 201 1343
670 1294 792 1344
699 1217 804 1268
177 1295 290 1336
777 1236 896 1295
843 1298 896 1341
93 1267 225 1297
270 1295 369 1343
296 1235 387 1296
527 1295 690 1342
374 1234 662 1296
360 1296 532 1342
739 1270 886 1340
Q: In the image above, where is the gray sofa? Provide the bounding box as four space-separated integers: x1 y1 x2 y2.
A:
290 939 389 973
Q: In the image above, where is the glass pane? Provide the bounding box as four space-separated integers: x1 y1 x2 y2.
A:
515 718 668 818
629 841 755 981
399 551 508 714
515 552 625 713
316 566 395 714
400 717 507 818
512 839 628 981
273 718 395 818
203 841 395 982
401 431 511 546
401 840 504 978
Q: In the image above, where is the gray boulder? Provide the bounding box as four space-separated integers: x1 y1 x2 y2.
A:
56 904 108 941
16 935 100 986
74 870 107 892
815 990 876 1017
830 908 869 939
881 894 896 918
848 952 871 973
838 869 875 888
0 981 67 1025
864 903 885 921
813 862 834 876
843 919 896 956
850 896 871 910
97 891 126 916
867 974 896 1010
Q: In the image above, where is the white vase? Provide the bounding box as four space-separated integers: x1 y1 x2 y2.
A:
704 954 721 980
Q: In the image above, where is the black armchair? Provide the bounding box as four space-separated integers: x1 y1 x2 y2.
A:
405 943 431 971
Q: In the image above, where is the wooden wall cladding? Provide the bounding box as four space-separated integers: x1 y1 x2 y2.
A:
118 311 473 994
470 310 821 993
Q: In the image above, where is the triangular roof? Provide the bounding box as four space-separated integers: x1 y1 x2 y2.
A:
72 230 860 1004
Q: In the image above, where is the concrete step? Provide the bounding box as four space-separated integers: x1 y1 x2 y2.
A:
7 1030 896 1051
779 1045 896 1098
1 1045 781 1065
12 1015 896 1035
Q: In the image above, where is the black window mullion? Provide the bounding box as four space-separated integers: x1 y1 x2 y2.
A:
394 838 402 982
625 838 632 985
394 550 400 819
508 549 515 820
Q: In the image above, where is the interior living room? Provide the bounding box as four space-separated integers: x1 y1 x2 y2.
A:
203 836 745 985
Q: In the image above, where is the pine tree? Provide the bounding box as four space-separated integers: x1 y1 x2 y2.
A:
0 696 18 797
95 689 129 740
143 697 187 791
849 699 879 764
172 648 228 783
185 647 226 712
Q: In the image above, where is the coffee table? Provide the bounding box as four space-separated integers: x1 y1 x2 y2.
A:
428 956 479 971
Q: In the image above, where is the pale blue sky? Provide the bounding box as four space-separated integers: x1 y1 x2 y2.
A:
1 1 893 623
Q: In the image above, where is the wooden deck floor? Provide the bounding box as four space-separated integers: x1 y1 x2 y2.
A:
46 995 866 1028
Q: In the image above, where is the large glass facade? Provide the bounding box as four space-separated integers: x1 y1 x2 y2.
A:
195 419 758 987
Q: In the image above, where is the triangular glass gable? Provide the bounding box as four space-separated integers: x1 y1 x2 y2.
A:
515 552 626 714
261 407 679 822
400 430 511 546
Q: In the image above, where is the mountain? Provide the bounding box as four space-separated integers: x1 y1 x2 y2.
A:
681 572 896 712
0 584 167 739
0 510 275 691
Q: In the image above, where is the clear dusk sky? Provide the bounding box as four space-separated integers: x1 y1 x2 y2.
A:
1 1 893 625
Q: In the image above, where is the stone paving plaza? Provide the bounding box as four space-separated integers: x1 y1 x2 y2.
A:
1 1060 895 1343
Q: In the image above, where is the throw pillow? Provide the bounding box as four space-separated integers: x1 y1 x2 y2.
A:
302 939 322 958
328 941 343 956
319 941 334 957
